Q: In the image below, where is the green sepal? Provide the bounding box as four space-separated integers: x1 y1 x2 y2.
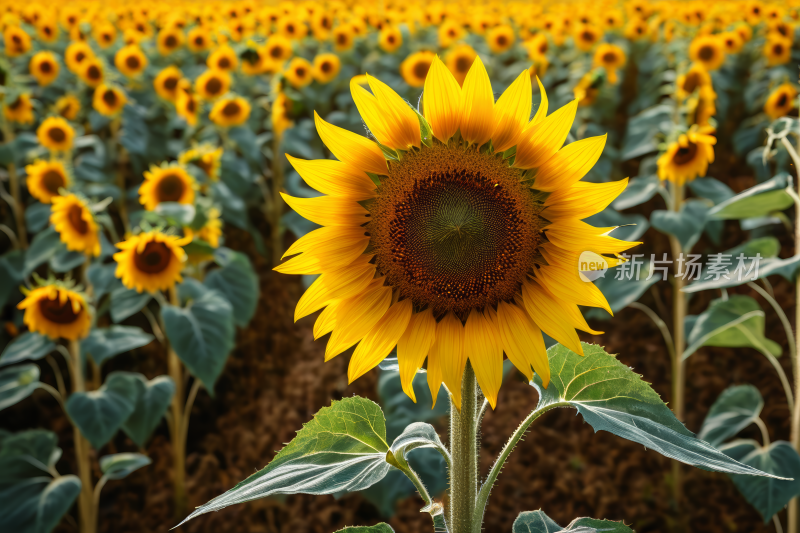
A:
366 172 384 187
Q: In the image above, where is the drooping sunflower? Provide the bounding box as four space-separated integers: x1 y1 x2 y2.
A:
139 164 197 211
378 26 402 53
592 44 626 84
4 26 31 57
764 36 792 66
689 35 726 71
114 45 148 78
207 44 239 71
178 144 223 181
486 24 515 54
573 24 600 51
176 81 199 126
37 117 74 151
25 160 70 203
687 89 717 127
50 193 101 257
333 24 354 51
187 26 212 52
313 53 341 84
157 26 184 55
445 44 477 86
114 231 189 293
209 96 251 127
764 83 797 120
154 66 183 102
29 51 59 86
276 58 635 408
657 125 716 185
400 51 435 88
18 284 91 341
195 69 231 100
65 41 94 73
284 57 313 88
78 58 104 88
93 84 127 117
4 94 35 124
573 72 602 106
676 63 712 100
55 94 80 121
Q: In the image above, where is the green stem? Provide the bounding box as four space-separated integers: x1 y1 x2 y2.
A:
748 282 797 364
449 363 478 533
166 286 187 520
68 340 96 533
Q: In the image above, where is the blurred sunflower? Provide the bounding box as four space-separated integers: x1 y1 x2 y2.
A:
592 43 626 84
278 16 308 39
241 45 268 76
438 19 464 48
689 35 725 71
333 25 354 51
139 164 197 211
65 41 93 73
676 63 712 100
154 66 183 102
37 117 74 151
114 231 189 293
603 9 623 29
264 34 293 65
720 31 743 54
400 51 435 88
378 25 402 53
284 57 313 88
196 208 222 248
55 95 80 120
209 96 251 127
187 26 212 52
18 284 91 341
195 69 231 100
764 36 792 66
657 125 716 184
178 144 223 181
3 26 31 56
115 45 148 78
624 18 649 40
272 92 294 138
93 22 116 48
29 51 59 86
687 90 717 127
573 24 600 51
445 44 477 86
574 72 601 106
51 193 101 257
764 83 797 120
277 58 634 408
25 160 70 203
207 44 239 71
176 81 199 126
157 26 184 55
486 24 515 53
313 53 341 84
78 58 104 88
735 23 753 43
35 18 58 43
768 20 794 42
93 84 127 117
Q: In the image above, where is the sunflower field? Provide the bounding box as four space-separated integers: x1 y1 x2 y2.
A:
1 0 800 532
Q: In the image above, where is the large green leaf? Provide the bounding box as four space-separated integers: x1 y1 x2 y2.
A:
24 227 61 276
178 397 392 526
81 326 154 366
99 453 151 480
0 364 40 411
0 429 60 480
49 247 85 273
709 174 794 220
110 286 152 323
0 249 25 308
86 263 118 299
531 343 781 478
0 333 55 367
683 296 781 360
650 199 708 251
162 288 235 393
334 525 394 533
205 247 260 327
121 375 175 448
24 203 51 233
65 372 141 449
688 177 735 205
0 475 82 533
721 440 800 522
683 254 800 293
512 510 634 532
699 385 764 447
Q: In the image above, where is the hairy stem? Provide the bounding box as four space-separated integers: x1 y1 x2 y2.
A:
449 363 477 533
68 340 96 533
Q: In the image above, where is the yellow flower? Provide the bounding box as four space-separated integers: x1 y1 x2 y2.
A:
196 208 222 248
93 22 117 49
438 19 464 48
195 69 231 100
313 53 341 84
51 193 101 257
3 26 31 57
25 160 71 203
187 26 213 52
689 34 726 71
624 18 649 40
35 18 58 43
272 92 294 139
676 63 712 100
378 26 402 53
176 81 200 126
93 84 127 117
18 285 91 341
55 95 80 121
65 41 94 73
78 58 104 88
764 83 797 120
592 44 626 84
114 231 188 294
29 51 59 86
139 164 197 211
400 51 435 88
278 16 308 40
573 24 600 52
333 25 354 51
524 33 549 61
764 36 792 66
574 72 601 106
768 20 794 43
735 23 753 43
264 34 293 66
154 66 183 102
114 45 147 78
603 10 624 29
209 96 251 127
486 24 515 53
157 26 184 56
284 57 313 88
311 10 333 40
445 44 477 86
178 144 223 181
240 45 269 76
37 117 74 151
657 125 717 185
207 44 238 71
720 31 744 54
276 57 635 408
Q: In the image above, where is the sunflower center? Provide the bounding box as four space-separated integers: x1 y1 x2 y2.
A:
683 71 701 93
125 55 141 70
269 45 282 58
413 60 431 79
133 241 173 273
497 35 508 46
48 126 66 143
42 169 65 194
369 143 542 315
205 77 223 95
455 56 472 73
165 35 178 47
222 101 241 116
194 36 204 46
87 65 101 80
295 66 307 77
777 94 788 107
40 61 53 73
698 45 715 61
75 51 86 62
102 89 117 106
773 44 784 55
68 204 89 234
218 57 231 69
320 61 332 73
336 33 347 45
164 76 178 90
673 142 699 165
581 30 593 41
156 173 186 201
39 296 81 324
602 52 617 63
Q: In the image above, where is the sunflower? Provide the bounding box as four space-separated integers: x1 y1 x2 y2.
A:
240 45 268 76
93 84 127 117
65 41 93 73
139 164 197 211
37 117 74 151
93 22 116 48
524 33 549 61
5 95 36 126
264 34 293 66
603 9 623 29
278 16 308 39
445 44 477 86
657 125 716 185
592 43 625 84
195 69 231 100
311 10 333 40
764 36 792 66
35 18 58 43
196 207 222 248
78 58 104 88
400 51 435 88
735 23 753 44
176 82 199 126
209 96 251 127
187 26 212 52
438 19 464 48
687 89 717 127
486 24 515 53
3 26 30 57
276 58 635 408
272 92 294 138
375 25 401 53
154 66 183 102
114 231 188 293
573 72 601 106
764 83 798 120
768 20 794 43
573 24 600 51
676 63 712 100
284 57 313 88
205 45 237 72
333 25 354 51
624 18 649 40
50 193 101 257
720 31 743 54
689 35 726 71
313 53 341 84
178 144 223 181
18 285 91 341
157 26 184 55
29 51 60 86
113 45 147 78
55 94 80 120
25 160 70 203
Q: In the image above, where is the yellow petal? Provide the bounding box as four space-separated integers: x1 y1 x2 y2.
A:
521 279 584 355
294 257 376 321
286 155 376 200
536 245 613 313
280 192 369 227
464 309 503 409
545 178 629 220
459 56 494 147
274 238 369 275
545 219 639 255
314 299 341 339
349 299 413 382
397 308 437 403
531 76 548 125
491 70 532 152
325 284 392 360
427 335 444 409
314 111 388 175
365 74 421 149
514 99 578 169
531 134 606 192
423 56 461 143
431 311 466 409
497 301 548 384
283 226 368 259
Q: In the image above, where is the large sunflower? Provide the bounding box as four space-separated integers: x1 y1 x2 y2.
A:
25 159 70 203
764 83 797 120
18 285 91 341
657 125 716 185
37 117 75 151
114 231 189 293
51 193 101 256
29 51 60 86
276 57 635 408
139 164 197 211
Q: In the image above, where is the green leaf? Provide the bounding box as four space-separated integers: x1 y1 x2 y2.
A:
532 343 782 478
513 510 561 532
81 326 154 366
650 199 708 251
0 364 40 411
710 175 794 220
110 286 152 323
388 422 448 471
683 296 781 360
86 263 118 300
24 227 61 276
684 253 800 293
206 247 259 327
721 440 800 522
0 249 25 308
162 288 235 393
0 429 60 480
0 475 82 533
65 372 141 449
99 453 151 480
334 525 394 533
24 203 51 233
565 518 635 532
0 333 56 367
612 175 660 210
178 397 392 526
377 369 448 440
688 177 735 205
154 202 196 226
699 385 764 447
121 375 174 448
